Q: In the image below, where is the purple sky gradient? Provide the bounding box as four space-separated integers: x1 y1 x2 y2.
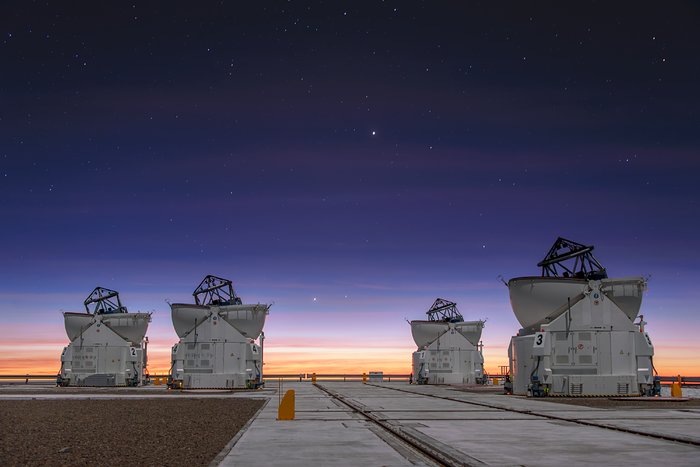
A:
1 2 699 374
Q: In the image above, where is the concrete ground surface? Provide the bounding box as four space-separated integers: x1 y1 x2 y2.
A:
223 381 700 467
2 382 699 466
219 382 422 466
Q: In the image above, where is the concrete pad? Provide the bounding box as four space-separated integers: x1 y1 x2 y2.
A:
326 382 700 465
589 418 700 444
416 419 700 466
533 409 700 421
371 410 537 421
222 419 415 466
220 383 421 466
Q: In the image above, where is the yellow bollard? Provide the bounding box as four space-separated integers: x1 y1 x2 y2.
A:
362 372 367 384
277 389 295 420
671 382 682 397
312 373 317 384
671 375 683 398
493 377 499 385
154 378 161 386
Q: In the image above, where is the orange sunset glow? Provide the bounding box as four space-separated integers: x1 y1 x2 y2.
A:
2 336 697 378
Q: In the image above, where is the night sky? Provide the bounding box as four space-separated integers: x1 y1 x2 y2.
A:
1 2 699 374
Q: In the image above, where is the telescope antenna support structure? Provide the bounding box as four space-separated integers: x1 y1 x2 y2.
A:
537 237 607 280
193 274 242 306
426 298 463 323
84 287 127 314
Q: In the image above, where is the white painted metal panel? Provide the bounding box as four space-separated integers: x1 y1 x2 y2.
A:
410 321 449 348
610 331 633 375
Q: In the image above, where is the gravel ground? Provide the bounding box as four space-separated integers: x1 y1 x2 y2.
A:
0 384 270 396
0 398 264 466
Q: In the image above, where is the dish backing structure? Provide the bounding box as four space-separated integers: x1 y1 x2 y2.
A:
58 287 151 387
507 237 658 397
411 298 486 384
169 275 269 389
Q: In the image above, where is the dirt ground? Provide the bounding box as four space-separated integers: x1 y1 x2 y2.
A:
0 398 264 466
0 385 263 396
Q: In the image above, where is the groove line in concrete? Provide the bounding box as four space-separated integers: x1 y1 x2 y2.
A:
316 383 487 467
367 383 700 447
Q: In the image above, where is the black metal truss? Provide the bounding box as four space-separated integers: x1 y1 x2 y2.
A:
83 286 127 314
537 237 607 279
193 274 242 306
426 298 463 322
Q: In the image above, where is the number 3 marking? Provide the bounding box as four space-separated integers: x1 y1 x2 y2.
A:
534 332 545 347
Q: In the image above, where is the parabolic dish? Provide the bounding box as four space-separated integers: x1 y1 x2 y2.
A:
63 312 95 341
218 304 269 338
171 304 211 338
410 321 449 348
101 312 151 343
454 320 485 346
600 277 646 321
171 303 269 338
508 276 646 329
